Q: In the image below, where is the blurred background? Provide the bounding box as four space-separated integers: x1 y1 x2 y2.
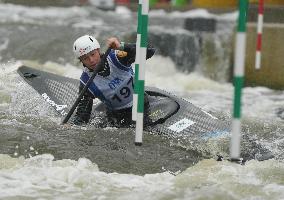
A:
1 0 283 89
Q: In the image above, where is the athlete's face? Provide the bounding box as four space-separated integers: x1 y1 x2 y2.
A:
80 49 101 70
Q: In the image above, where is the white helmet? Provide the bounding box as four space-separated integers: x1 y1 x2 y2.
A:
73 35 100 58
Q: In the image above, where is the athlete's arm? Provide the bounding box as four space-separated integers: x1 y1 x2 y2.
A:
72 83 94 125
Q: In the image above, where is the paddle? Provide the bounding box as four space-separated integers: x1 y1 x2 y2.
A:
61 47 111 124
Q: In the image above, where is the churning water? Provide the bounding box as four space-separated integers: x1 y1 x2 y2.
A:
0 3 283 200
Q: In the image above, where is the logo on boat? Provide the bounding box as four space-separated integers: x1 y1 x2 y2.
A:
168 118 195 133
42 93 68 116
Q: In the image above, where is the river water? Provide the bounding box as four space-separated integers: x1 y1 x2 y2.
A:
0 3 283 200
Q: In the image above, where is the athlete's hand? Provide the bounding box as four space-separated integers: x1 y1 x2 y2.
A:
107 37 120 49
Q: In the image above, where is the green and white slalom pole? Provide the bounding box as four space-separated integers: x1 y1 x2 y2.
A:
230 0 248 162
132 0 149 146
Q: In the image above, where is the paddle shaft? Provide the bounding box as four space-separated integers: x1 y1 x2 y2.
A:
61 47 111 124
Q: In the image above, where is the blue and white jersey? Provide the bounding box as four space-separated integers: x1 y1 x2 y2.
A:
80 49 134 110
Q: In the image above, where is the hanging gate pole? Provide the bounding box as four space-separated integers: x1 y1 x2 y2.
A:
255 0 264 69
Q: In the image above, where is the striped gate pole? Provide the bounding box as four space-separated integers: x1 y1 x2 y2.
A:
132 0 149 146
230 0 248 160
255 0 264 70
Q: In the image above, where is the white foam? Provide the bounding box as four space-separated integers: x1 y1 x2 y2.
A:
145 55 230 93
0 155 283 200
115 6 132 18
149 8 238 21
0 4 89 24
